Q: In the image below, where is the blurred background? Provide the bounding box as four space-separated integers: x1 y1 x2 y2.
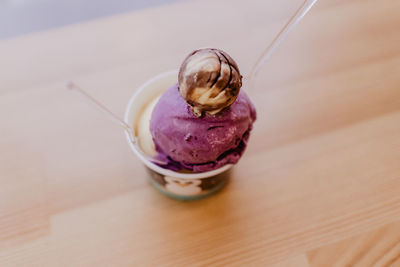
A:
0 0 186 39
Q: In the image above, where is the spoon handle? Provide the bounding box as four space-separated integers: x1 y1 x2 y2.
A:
247 0 318 81
67 81 134 136
66 81 168 165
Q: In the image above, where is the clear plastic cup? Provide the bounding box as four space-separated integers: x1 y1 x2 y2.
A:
124 70 232 200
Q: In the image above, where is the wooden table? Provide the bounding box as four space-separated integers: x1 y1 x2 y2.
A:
1 0 400 266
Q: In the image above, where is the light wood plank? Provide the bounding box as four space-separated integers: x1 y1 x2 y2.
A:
308 222 400 267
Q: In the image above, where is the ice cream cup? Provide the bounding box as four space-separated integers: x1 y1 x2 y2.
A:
124 70 233 201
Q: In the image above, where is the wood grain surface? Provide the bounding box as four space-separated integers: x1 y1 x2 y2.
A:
1 0 400 266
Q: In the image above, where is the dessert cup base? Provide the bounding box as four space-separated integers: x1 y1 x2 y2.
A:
150 179 228 201
146 167 231 201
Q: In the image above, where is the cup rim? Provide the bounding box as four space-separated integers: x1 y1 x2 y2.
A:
124 70 233 180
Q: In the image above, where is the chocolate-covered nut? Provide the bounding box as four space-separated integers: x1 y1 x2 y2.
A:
178 48 242 117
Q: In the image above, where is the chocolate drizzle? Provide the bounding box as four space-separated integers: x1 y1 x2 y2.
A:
178 48 242 117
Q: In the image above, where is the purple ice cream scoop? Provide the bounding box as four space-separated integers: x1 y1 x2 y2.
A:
150 83 256 172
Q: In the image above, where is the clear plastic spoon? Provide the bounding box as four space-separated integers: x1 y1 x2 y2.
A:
66 81 167 165
66 0 317 166
246 0 318 85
